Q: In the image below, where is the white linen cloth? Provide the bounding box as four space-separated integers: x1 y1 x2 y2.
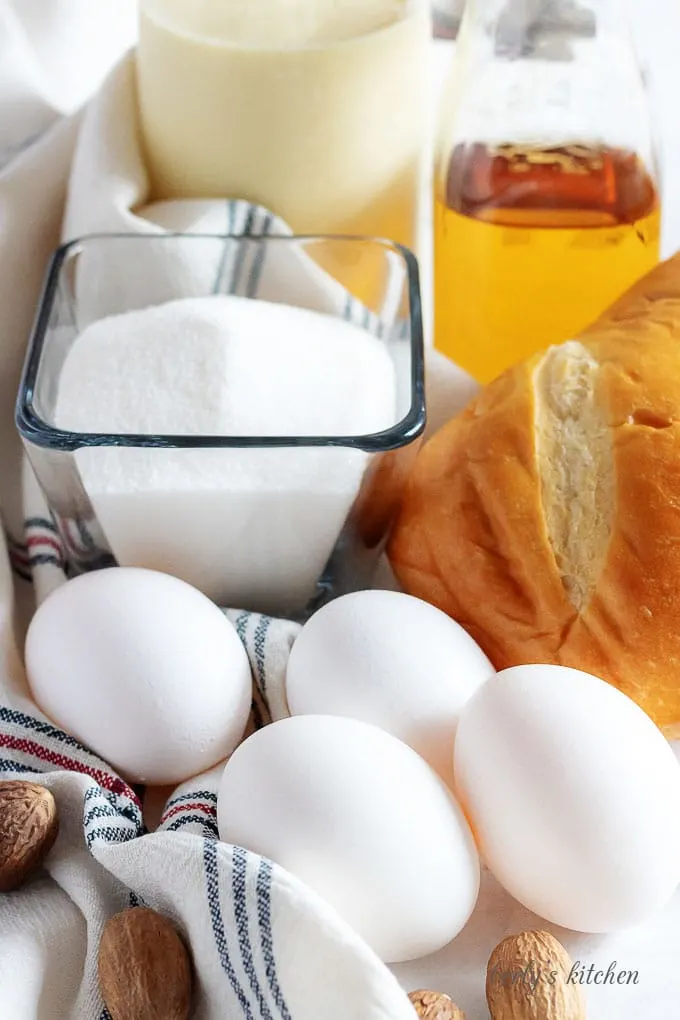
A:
1 3 680 1020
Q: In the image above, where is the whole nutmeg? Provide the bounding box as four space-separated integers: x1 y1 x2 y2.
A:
408 989 466 1019
98 906 193 1020
0 780 59 892
486 930 586 1019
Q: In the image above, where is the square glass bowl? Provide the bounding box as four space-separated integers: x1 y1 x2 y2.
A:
16 234 425 619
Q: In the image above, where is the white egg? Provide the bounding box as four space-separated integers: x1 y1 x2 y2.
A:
454 664 680 932
217 714 480 963
285 590 494 785
25 567 252 785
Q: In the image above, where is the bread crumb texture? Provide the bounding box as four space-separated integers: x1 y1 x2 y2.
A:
533 341 614 612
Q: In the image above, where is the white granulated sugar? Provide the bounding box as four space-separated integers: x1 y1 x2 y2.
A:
55 295 397 612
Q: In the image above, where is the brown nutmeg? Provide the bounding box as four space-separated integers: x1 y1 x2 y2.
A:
98 906 193 1020
0 780 59 892
486 930 586 1020
408 988 466 1019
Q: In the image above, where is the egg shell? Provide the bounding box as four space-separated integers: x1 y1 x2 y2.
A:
454 664 680 933
25 567 252 785
217 714 480 963
285 590 494 785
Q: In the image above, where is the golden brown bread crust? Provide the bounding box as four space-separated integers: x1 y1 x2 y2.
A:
389 253 680 736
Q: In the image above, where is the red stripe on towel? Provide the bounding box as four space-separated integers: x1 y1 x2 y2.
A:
161 801 216 824
26 535 63 557
0 733 140 804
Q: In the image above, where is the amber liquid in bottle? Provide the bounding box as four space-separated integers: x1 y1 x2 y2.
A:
434 142 661 383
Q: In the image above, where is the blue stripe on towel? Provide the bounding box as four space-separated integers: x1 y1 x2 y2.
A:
252 697 265 731
204 839 255 1019
246 211 274 298
363 304 371 330
256 858 292 1020
167 814 218 837
83 785 141 826
234 611 250 647
233 846 273 1019
0 705 96 751
22 553 62 569
165 789 218 808
24 516 59 534
214 200 237 294
85 825 139 850
253 616 271 695
231 206 257 295
83 803 127 827
0 758 32 774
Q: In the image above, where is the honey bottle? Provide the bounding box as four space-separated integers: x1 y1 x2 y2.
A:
434 0 661 383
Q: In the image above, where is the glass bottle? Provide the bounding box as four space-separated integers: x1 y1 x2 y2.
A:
434 0 661 383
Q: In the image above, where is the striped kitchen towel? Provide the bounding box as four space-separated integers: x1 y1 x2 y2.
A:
0 497 415 1020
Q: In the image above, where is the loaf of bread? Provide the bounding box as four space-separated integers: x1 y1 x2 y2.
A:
389 253 680 737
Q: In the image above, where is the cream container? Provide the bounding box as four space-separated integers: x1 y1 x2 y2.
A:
136 0 430 255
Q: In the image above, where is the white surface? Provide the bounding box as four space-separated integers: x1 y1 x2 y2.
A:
285 589 494 786
217 714 480 963
392 863 680 1018
25 567 253 784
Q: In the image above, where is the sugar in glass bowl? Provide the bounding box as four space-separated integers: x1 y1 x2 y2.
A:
16 233 425 618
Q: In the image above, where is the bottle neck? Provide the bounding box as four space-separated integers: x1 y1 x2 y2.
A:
461 0 634 60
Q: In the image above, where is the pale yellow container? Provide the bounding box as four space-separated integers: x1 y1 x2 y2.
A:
137 0 430 256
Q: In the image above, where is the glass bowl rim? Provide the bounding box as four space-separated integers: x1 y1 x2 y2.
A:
15 232 426 454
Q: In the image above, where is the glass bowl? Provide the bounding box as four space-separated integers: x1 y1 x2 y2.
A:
16 233 425 619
